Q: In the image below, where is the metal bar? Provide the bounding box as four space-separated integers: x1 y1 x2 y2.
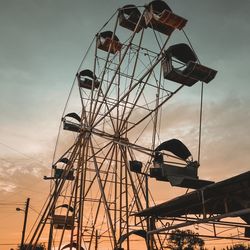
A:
83 141 114 201
145 175 150 250
91 11 146 126
57 168 78 250
148 208 250 235
114 144 118 239
124 146 130 250
90 13 120 124
93 54 164 130
120 146 147 232
77 136 89 249
118 28 145 132
121 84 184 136
28 140 81 248
159 232 250 242
90 138 117 246
89 37 99 125
119 33 171 134
161 216 250 229
91 127 183 163
119 145 123 247
88 145 116 250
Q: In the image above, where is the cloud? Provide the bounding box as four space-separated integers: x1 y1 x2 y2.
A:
0 153 49 194
126 92 250 180
0 181 16 193
200 95 250 177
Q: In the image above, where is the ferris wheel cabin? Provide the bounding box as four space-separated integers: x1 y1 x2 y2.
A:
77 69 100 90
97 31 122 54
62 112 81 132
162 43 217 86
144 0 187 36
52 205 75 230
118 5 145 32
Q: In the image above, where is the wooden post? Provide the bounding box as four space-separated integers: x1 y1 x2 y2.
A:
20 198 30 250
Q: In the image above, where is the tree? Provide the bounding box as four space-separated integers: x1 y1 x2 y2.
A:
168 229 205 250
17 243 46 250
231 244 248 250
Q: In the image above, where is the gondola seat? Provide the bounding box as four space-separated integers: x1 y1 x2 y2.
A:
119 5 145 32
97 31 122 54
144 0 187 36
77 69 100 90
162 43 217 86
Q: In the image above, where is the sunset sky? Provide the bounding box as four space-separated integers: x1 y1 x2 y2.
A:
0 0 250 249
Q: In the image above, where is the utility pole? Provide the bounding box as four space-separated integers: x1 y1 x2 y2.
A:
19 197 30 250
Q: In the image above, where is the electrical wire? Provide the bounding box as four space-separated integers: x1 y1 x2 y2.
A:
182 29 204 163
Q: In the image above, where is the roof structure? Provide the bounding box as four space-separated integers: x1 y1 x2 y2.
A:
136 171 250 238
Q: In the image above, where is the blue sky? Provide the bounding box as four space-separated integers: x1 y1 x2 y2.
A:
0 0 250 211
0 0 250 247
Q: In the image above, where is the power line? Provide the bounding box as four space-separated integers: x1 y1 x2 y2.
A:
0 243 19 246
29 205 40 214
0 141 47 168
0 203 24 206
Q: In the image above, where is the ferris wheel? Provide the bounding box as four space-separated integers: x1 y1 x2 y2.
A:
25 1 217 250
